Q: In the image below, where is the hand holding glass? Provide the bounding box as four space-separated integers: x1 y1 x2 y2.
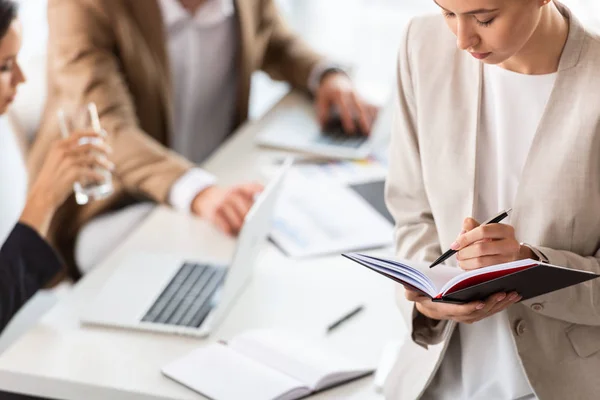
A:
57 103 114 205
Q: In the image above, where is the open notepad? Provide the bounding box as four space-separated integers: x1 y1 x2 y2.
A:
162 330 373 400
343 253 599 304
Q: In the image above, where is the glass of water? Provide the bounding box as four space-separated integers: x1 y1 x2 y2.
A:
57 103 114 205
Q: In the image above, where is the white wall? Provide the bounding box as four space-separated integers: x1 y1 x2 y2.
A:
12 0 600 120
251 0 600 117
562 0 600 28
15 0 47 59
251 0 438 118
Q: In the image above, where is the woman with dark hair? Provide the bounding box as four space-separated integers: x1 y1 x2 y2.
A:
0 0 112 332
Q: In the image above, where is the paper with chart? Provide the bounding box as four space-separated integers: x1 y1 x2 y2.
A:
290 158 388 185
271 169 394 258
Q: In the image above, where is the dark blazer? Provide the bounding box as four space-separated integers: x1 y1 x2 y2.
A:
0 223 62 331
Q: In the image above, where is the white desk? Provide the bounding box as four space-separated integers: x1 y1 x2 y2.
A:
0 92 406 400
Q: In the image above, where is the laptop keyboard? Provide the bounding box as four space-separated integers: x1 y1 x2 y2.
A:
141 262 227 328
315 120 368 149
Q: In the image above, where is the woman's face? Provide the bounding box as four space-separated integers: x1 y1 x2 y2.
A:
0 18 24 115
434 0 544 64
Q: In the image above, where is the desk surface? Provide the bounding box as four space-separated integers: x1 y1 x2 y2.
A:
0 93 405 400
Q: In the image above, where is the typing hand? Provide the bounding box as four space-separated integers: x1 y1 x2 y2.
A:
191 183 264 236
405 287 522 324
452 217 534 271
315 72 378 135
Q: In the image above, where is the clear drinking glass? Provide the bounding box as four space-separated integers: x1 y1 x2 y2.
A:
57 103 114 205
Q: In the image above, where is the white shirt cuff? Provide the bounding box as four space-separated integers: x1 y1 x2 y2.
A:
168 168 217 214
308 61 348 94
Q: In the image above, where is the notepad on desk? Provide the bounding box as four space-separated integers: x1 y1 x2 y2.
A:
342 253 600 304
162 329 373 400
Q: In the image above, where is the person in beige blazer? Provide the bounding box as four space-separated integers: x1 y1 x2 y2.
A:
384 1 600 399
27 0 376 278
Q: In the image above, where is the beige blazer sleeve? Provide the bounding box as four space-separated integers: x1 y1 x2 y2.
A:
31 0 192 204
384 20 449 348
258 0 324 92
525 246 600 326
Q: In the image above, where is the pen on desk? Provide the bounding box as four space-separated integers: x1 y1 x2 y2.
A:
327 305 365 333
429 208 513 269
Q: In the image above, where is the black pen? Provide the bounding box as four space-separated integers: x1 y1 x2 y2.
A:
326 305 364 333
429 208 513 269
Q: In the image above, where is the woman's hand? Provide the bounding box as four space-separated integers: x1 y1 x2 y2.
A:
405 287 522 324
452 218 534 270
315 72 378 134
19 131 113 236
191 183 264 236
402 217 532 324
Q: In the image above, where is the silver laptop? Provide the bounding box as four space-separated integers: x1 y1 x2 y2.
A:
255 97 394 160
81 160 292 337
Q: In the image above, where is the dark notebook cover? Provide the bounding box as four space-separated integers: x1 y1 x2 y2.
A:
434 264 598 304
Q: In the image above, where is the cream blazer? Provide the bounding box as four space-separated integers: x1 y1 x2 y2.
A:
384 4 600 400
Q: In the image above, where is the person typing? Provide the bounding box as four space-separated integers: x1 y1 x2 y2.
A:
28 0 378 278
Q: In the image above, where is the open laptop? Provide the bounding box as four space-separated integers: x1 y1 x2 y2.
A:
255 97 394 160
81 159 292 337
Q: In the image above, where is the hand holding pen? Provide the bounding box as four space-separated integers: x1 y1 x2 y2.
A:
428 208 533 270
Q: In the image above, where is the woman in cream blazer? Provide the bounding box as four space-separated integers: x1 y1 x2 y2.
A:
384 1 600 399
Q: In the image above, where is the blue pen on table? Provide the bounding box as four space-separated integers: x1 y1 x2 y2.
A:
326 305 365 333
429 208 513 269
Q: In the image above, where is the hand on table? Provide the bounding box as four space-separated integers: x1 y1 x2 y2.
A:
191 183 264 236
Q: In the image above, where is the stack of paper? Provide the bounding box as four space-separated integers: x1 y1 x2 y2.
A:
271 169 393 258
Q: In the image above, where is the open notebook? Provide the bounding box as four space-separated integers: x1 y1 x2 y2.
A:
162 329 373 400
343 253 599 304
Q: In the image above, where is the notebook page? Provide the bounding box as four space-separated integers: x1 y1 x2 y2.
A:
162 344 308 400
349 254 462 295
419 264 466 295
345 254 435 294
350 260 434 295
439 258 538 295
230 330 372 391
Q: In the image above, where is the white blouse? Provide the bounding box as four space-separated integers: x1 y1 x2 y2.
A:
423 64 557 400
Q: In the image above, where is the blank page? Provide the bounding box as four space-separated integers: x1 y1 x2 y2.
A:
162 344 307 400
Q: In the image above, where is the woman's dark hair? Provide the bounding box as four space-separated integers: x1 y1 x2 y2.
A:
0 0 17 39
